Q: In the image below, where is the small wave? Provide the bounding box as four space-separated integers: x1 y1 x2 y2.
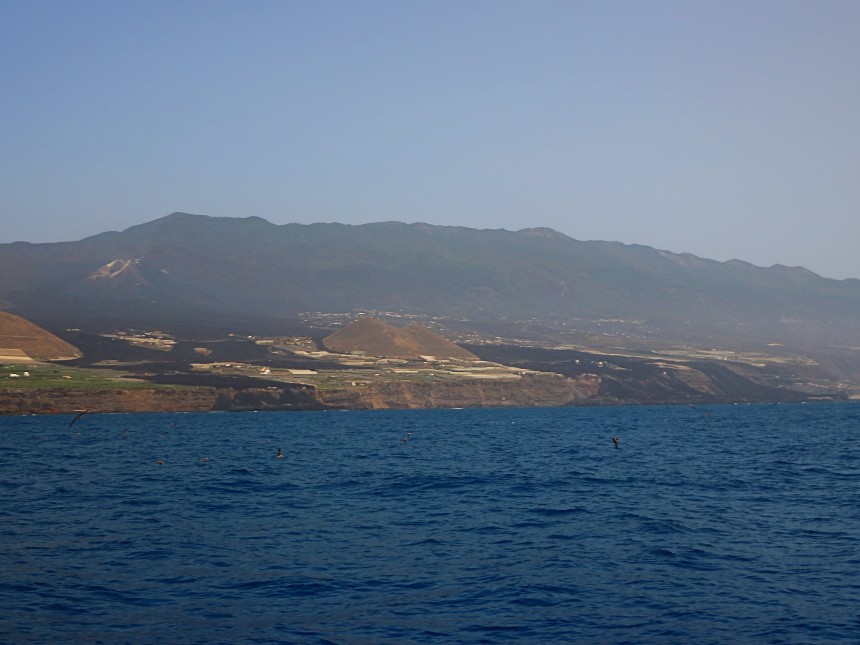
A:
641 518 698 535
119 497 162 507
529 506 586 517
150 576 198 585
510 596 556 607
410 537 444 546
3 405 860 644
219 577 336 598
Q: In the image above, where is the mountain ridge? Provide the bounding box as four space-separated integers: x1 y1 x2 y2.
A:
73 213 857 280
3 212 854 282
1 213 858 354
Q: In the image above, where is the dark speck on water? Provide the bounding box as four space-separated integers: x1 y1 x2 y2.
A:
2 403 859 643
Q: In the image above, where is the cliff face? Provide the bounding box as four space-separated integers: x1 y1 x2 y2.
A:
0 374 601 415
314 373 600 410
0 383 325 415
213 385 327 411
0 387 218 415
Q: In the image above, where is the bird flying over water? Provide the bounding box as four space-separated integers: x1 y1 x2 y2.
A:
68 409 88 428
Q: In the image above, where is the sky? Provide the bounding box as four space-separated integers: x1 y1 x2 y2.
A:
2 1 859 279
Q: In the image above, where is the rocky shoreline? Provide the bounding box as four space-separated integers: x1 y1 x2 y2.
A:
0 372 600 416
0 387 218 416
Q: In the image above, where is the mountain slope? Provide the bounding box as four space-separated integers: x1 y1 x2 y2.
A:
66 258 216 304
323 318 478 360
1 212 859 350
0 312 81 360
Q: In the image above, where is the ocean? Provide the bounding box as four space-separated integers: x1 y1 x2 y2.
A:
2 403 859 644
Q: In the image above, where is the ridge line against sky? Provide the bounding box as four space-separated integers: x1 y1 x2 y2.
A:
2 1 858 279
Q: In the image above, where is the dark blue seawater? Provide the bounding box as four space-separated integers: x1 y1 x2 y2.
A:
2 403 860 644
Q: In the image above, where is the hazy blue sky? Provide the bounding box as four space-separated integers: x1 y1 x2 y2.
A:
2 1 858 278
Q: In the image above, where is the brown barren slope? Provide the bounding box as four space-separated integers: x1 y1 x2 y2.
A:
0 312 81 360
323 318 477 360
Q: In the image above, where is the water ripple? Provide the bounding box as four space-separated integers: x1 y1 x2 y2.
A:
1 404 859 643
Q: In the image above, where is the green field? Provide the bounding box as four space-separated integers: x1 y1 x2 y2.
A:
0 363 188 391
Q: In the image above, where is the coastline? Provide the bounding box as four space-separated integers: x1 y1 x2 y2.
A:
0 372 599 416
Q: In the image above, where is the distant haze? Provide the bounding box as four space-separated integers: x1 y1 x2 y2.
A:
2 1 858 279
